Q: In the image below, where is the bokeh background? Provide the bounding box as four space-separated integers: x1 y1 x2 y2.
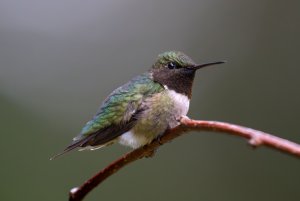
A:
1 0 300 201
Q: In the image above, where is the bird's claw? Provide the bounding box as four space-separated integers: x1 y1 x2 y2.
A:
156 135 163 145
144 148 157 158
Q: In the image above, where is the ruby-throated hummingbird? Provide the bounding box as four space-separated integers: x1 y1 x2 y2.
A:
51 51 224 159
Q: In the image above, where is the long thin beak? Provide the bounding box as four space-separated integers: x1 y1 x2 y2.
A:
191 61 226 70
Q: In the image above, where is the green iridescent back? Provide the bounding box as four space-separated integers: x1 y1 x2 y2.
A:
74 72 164 141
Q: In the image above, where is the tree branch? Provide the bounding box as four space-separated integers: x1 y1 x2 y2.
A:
69 116 300 201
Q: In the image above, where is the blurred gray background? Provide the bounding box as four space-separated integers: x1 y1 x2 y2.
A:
1 0 300 201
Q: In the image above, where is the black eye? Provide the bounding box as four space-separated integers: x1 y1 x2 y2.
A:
167 62 180 69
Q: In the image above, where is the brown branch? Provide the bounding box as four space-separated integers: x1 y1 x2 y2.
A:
69 116 300 201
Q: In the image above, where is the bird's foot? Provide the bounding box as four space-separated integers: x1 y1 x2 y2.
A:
143 134 164 158
144 148 157 158
155 134 164 145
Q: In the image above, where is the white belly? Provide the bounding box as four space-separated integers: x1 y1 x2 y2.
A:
119 131 150 149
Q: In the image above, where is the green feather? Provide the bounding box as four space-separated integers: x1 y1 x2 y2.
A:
74 72 164 141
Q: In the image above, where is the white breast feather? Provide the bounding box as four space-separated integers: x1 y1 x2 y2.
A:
167 90 190 116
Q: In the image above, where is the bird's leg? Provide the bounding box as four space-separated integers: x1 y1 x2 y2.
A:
144 148 157 158
143 132 165 158
156 134 163 145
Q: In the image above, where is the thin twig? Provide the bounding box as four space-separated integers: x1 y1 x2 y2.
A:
69 116 300 201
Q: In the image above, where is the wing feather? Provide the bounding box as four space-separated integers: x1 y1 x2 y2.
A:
51 73 163 159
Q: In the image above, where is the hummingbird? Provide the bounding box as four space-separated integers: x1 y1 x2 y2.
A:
51 51 224 159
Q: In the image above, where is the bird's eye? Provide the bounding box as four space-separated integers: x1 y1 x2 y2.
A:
167 62 180 69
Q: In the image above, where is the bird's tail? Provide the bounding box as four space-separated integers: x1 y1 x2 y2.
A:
50 135 94 160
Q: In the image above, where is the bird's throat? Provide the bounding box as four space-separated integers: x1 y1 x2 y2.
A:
152 69 195 99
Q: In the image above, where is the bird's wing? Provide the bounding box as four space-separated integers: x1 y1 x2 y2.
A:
51 73 164 159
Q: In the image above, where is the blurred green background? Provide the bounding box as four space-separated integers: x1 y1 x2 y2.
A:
1 0 300 201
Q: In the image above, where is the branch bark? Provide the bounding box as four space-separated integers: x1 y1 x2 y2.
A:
69 116 300 201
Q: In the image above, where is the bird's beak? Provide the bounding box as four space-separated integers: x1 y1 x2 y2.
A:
191 61 226 70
